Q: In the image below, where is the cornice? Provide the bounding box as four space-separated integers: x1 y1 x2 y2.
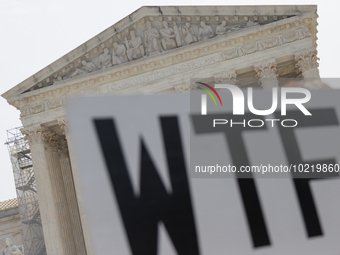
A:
0 214 20 224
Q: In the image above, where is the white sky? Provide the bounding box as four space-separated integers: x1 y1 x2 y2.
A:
0 0 339 202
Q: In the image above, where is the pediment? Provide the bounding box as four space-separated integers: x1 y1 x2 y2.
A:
2 5 317 101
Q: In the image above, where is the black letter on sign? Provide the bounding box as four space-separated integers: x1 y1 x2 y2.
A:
94 117 200 255
192 113 271 248
275 109 339 238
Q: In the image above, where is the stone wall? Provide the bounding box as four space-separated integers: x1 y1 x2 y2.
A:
0 198 23 252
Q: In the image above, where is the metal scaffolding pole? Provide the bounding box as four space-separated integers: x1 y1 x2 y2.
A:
5 127 47 255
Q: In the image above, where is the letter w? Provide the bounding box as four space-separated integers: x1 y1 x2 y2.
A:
94 116 200 255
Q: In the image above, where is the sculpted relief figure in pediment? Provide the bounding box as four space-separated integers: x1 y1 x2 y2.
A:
144 21 162 55
125 30 145 61
216 20 229 35
216 20 243 35
26 13 310 90
160 21 177 51
228 22 242 32
181 22 198 45
172 22 183 47
70 60 96 78
198 21 214 41
53 75 63 84
97 48 112 69
112 42 128 65
246 20 259 28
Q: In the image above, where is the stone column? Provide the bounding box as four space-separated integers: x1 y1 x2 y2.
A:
21 126 66 255
44 131 77 255
214 70 239 85
58 119 94 255
254 59 279 89
295 49 320 78
57 137 87 255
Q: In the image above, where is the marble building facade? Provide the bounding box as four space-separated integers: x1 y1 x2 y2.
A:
2 6 319 255
0 198 24 253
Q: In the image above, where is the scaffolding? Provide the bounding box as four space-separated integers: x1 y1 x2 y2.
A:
6 127 46 255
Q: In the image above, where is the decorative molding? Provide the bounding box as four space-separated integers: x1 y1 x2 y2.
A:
0 215 21 224
254 59 278 79
14 23 309 101
43 131 60 152
57 119 68 136
20 96 67 117
221 27 311 60
174 83 191 92
107 54 222 92
254 59 279 88
57 138 69 158
214 71 239 85
56 119 70 157
295 48 319 74
21 125 65 151
12 230 23 238
23 15 312 93
21 125 47 145
16 25 314 118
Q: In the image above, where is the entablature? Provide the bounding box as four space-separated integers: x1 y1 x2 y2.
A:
2 5 317 102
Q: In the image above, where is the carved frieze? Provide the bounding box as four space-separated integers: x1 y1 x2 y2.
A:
24 14 304 92
20 96 67 117
17 25 314 118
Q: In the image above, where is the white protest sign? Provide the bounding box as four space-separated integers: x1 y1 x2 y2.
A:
67 90 340 255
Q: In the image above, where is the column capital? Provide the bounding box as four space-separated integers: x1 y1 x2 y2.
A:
57 137 69 158
254 59 279 89
174 83 191 93
254 59 279 79
57 119 69 136
294 49 320 78
21 125 47 145
44 131 60 153
214 71 239 85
